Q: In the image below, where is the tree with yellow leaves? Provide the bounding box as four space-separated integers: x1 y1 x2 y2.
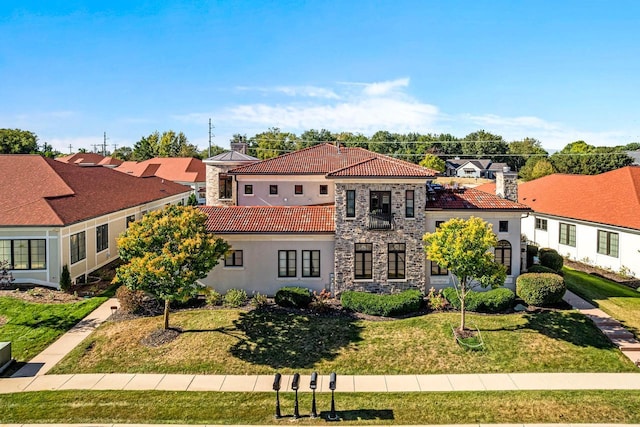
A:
114 205 228 329
423 217 506 332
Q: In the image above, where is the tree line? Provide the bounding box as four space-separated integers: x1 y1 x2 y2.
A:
2 127 637 180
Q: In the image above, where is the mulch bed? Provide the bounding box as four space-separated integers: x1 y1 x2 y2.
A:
0 287 82 303
564 259 640 289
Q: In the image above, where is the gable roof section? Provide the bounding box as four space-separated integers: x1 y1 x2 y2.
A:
228 143 437 177
426 187 531 211
115 157 205 182
327 156 437 178
476 166 640 230
56 153 123 167
200 205 335 233
0 155 190 226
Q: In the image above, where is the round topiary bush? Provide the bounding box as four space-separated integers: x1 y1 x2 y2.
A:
275 286 313 308
516 273 566 306
538 248 564 272
527 264 561 275
442 287 515 313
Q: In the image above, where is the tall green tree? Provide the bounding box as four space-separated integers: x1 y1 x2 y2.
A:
0 128 39 154
114 205 229 329
461 130 508 159
550 140 633 175
419 153 446 172
507 137 547 171
247 127 297 159
132 131 199 160
112 146 133 161
298 129 336 149
423 217 506 331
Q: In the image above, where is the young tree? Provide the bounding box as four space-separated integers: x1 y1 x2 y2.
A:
0 128 39 154
114 205 229 329
423 217 506 332
419 153 446 172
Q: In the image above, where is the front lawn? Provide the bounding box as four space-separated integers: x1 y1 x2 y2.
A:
0 295 108 361
564 267 640 337
2 390 640 424
50 307 637 375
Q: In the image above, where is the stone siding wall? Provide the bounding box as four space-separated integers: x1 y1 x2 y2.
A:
496 171 518 202
205 164 236 206
334 182 427 295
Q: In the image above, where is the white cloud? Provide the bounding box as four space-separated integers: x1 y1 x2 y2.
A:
361 77 410 96
235 85 340 99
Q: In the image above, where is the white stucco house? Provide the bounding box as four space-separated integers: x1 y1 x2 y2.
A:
199 143 530 295
478 166 640 279
0 155 192 288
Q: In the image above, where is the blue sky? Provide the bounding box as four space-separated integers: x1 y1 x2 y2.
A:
1 1 639 154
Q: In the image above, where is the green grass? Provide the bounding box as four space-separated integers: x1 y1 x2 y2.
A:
564 267 640 336
50 307 637 375
0 296 107 361
2 390 640 424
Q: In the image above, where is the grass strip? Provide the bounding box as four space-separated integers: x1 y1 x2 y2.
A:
1 390 640 424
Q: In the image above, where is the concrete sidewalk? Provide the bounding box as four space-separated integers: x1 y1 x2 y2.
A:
2 372 640 394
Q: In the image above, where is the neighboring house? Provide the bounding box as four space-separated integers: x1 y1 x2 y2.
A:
56 152 123 168
477 166 640 279
201 143 530 295
0 155 192 288
445 158 507 179
627 150 640 166
116 157 207 204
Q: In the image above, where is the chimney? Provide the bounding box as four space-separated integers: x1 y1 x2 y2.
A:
496 166 518 202
230 142 247 154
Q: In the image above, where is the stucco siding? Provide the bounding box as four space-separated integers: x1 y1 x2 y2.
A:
235 175 334 207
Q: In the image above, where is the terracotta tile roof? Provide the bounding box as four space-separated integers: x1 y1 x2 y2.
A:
115 157 205 183
56 153 123 166
426 187 531 211
327 156 437 178
199 205 335 233
0 155 191 226
479 166 640 230
228 143 436 177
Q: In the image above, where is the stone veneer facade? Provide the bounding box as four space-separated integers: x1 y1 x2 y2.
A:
333 181 427 295
495 170 518 203
205 163 236 206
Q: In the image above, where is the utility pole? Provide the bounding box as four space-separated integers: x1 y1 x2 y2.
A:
92 144 98 153
103 132 108 156
208 118 215 158
112 143 118 153
68 144 73 154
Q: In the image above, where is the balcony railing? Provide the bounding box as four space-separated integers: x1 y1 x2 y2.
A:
368 211 394 230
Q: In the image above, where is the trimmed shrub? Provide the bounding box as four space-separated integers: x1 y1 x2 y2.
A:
340 289 423 317
251 292 269 308
539 248 564 272
516 273 566 306
442 287 515 313
60 264 72 292
527 264 560 275
202 288 222 306
223 289 247 307
275 286 313 308
116 286 147 314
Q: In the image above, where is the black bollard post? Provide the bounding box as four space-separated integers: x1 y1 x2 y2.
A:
273 373 282 419
309 372 318 418
327 372 339 421
292 373 300 419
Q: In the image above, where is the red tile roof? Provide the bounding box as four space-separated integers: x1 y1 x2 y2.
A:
478 166 640 230
56 153 123 166
426 187 531 211
199 205 335 233
116 157 205 183
0 155 191 226
229 143 438 177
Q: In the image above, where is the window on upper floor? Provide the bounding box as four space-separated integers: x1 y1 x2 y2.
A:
225 250 243 267
244 184 253 195
278 250 296 277
319 184 328 195
405 190 414 218
346 190 356 218
559 223 576 247
302 250 320 277
535 218 548 231
597 230 619 257
499 221 509 233
388 243 406 279
430 260 448 276
435 220 445 229
354 243 372 279
219 174 233 199
494 240 512 275
295 184 303 195
0 239 46 270
126 215 136 228
96 224 109 252
270 184 278 195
